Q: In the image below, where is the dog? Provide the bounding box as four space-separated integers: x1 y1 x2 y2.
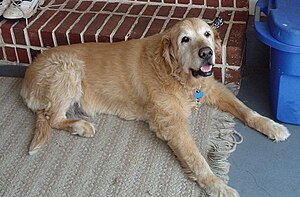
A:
20 18 290 196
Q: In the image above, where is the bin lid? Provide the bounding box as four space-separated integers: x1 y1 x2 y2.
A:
268 0 300 46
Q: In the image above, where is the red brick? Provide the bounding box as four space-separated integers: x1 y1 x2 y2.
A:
1 21 16 44
41 34 53 48
28 10 56 47
157 6 172 17
165 19 180 30
90 1 106 12
28 32 40 47
103 2 119 12
207 0 219 7
41 11 69 47
129 4 145 15
5 47 17 62
191 0 204 5
186 8 202 18
203 9 217 20
12 10 41 45
225 67 241 84
17 48 29 64
69 13 96 44
52 0 65 5
145 19 165 37
113 16 137 42
150 0 161 2
225 23 247 65
219 10 233 21
29 10 56 30
171 7 187 18
221 0 234 7
234 11 248 22
236 0 249 8
128 17 151 40
227 23 246 48
63 0 78 9
218 23 229 44
98 15 122 42
0 47 3 60
12 22 26 45
213 67 222 82
226 46 243 66
54 12 82 45
143 5 158 16
178 0 189 4
76 1 92 11
115 3 131 13
84 14 109 42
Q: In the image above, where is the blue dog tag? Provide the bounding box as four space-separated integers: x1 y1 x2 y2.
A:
194 90 204 99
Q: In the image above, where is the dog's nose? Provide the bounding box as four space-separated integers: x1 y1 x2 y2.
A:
198 47 213 60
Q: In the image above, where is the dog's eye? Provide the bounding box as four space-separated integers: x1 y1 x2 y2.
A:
181 36 190 43
204 31 211 37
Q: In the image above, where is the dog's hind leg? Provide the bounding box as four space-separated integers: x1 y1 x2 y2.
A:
29 99 95 154
47 109 95 138
43 57 95 138
27 53 95 154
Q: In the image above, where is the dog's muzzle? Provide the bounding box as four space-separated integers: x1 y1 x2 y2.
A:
191 47 214 77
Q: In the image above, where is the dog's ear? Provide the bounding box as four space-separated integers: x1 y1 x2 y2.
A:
162 33 177 70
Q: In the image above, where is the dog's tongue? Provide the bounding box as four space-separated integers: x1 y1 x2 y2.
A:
200 65 213 73
191 64 214 77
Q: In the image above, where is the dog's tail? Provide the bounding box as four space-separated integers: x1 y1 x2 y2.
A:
29 111 51 155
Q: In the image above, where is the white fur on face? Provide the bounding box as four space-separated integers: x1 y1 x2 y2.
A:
176 20 216 74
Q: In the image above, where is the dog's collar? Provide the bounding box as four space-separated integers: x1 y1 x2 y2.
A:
194 86 204 110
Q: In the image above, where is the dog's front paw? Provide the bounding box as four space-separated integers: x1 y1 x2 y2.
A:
207 183 239 197
248 114 290 142
199 175 239 197
267 120 290 141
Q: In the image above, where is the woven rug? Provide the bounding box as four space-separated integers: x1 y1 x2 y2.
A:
0 77 239 197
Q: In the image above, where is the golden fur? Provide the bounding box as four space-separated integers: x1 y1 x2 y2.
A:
21 18 290 196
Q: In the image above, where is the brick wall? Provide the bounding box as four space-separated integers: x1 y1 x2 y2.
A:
0 0 248 84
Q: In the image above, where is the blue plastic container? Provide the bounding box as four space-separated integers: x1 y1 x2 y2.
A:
254 0 300 124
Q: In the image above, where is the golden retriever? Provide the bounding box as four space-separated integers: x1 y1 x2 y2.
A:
20 18 290 196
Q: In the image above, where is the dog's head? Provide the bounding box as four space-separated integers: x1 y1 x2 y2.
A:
162 18 221 78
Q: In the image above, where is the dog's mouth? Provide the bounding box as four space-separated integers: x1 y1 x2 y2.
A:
191 63 214 77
